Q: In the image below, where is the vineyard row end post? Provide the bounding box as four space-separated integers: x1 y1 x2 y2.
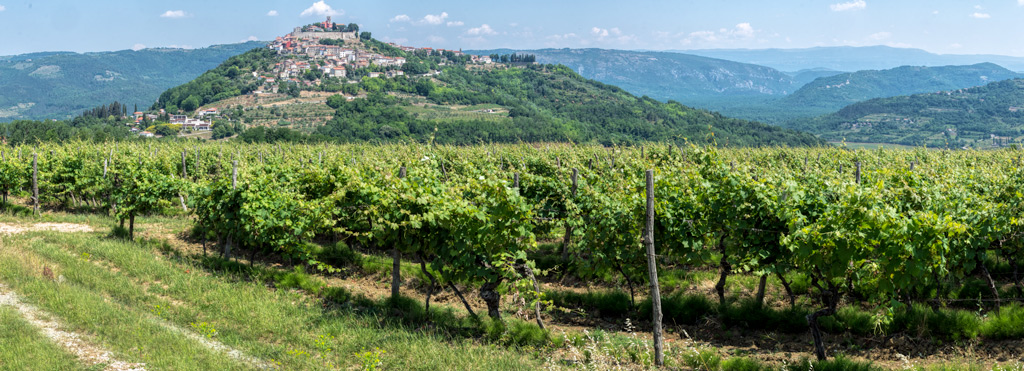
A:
644 169 664 366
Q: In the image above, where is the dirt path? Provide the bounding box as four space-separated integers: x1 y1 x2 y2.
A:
0 284 146 371
0 223 94 235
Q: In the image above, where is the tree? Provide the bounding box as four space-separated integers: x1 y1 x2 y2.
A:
360 31 372 40
154 125 178 137
181 95 201 113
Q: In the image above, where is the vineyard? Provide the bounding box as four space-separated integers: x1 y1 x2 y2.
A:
2 141 1024 370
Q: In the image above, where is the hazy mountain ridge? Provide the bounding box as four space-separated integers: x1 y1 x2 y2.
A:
468 48 802 100
681 45 1024 72
781 63 1022 112
0 41 265 121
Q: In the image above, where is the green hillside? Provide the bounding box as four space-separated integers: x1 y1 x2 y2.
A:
156 39 825 146
0 42 264 121
782 63 1021 112
789 78 1024 147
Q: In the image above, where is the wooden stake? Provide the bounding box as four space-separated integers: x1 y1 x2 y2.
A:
32 153 39 216
644 169 663 366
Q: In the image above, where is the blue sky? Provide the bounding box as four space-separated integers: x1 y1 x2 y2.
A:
1 0 1023 56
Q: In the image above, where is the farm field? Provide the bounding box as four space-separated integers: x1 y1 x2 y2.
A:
2 142 1024 370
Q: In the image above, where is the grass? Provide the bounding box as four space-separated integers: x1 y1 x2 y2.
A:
0 214 542 370
545 289 632 318
0 306 86 370
786 355 882 371
980 303 1024 340
640 292 716 326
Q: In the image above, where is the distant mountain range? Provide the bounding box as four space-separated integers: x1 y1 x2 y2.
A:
471 48 801 101
470 48 1022 126
0 41 264 121
680 46 1024 72
781 63 1022 112
788 78 1024 147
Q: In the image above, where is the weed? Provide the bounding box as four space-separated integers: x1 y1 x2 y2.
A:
190 321 217 339
354 348 385 371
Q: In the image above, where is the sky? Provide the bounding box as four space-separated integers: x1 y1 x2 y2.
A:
1 0 1023 56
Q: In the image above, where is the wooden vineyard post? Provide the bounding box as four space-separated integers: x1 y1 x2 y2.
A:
224 161 238 259
644 169 664 366
32 153 39 216
561 168 578 261
856 161 862 184
392 166 407 299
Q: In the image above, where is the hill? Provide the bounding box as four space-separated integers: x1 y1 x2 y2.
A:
682 45 1024 72
154 36 824 146
0 41 264 121
789 78 1024 147
468 48 800 101
781 63 1022 112
717 63 1022 126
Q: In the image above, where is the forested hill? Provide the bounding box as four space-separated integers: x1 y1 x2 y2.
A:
789 78 1024 148
781 63 1022 112
154 40 825 146
468 48 800 101
0 41 264 121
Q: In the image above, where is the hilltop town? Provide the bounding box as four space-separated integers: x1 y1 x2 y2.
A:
260 16 492 93
129 17 514 138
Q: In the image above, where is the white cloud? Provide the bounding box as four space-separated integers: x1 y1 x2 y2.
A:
733 23 754 38
830 0 866 11
420 12 448 25
591 27 610 38
426 35 445 43
949 43 963 49
446 21 464 27
131 44 146 51
160 10 187 18
300 1 341 17
0 5 6 12
1019 0 1024 6
466 24 497 36
548 33 578 41
680 23 758 45
390 14 410 22
970 12 991 18
244 36 259 42
868 31 891 40
266 10 278 16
